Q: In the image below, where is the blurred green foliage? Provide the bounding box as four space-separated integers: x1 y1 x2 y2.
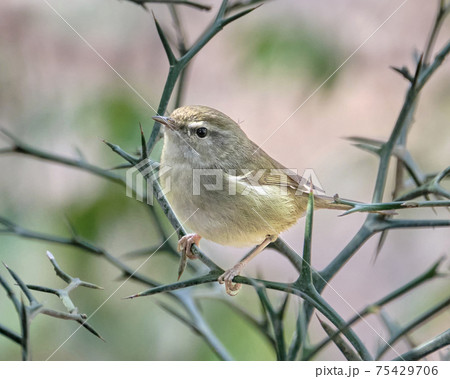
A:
238 21 343 88
76 91 155 151
67 187 127 241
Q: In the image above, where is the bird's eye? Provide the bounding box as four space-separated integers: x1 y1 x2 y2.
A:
195 127 208 138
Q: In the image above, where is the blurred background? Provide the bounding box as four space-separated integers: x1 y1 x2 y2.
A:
0 0 449 360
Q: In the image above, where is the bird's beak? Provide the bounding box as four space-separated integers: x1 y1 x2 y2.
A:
152 115 176 130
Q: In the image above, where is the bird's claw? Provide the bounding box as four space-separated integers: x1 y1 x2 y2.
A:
177 233 201 280
177 233 201 260
218 263 243 296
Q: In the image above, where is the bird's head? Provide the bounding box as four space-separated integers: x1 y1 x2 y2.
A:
153 105 251 167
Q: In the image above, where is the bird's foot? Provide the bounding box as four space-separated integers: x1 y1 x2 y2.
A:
177 233 201 259
218 263 243 296
177 233 201 280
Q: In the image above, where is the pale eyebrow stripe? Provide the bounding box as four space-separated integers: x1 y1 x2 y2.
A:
187 121 206 128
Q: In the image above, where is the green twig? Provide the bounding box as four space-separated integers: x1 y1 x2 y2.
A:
251 281 287 360
337 199 450 215
317 316 362 361
296 190 314 288
376 297 450 359
393 330 450 361
0 324 21 345
147 0 260 151
0 129 123 184
304 258 444 360
125 0 212 11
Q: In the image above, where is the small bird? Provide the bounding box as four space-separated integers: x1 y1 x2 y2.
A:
153 105 352 295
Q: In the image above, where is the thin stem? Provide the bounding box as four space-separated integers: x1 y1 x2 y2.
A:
252 283 287 360
147 0 259 151
0 130 122 184
376 297 450 359
307 289 372 361
128 272 372 360
0 324 21 345
317 317 362 361
393 329 450 361
180 295 233 360
305 258 444 360
337 199 450 215
169 5 189 109
297 191 314 287
423 2 449 66
126 0 212 12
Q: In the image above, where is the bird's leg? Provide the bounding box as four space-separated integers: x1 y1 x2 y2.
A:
177 233 202 280
218 234 277 296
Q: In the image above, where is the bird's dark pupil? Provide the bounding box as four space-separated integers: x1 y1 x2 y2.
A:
196 127 208 138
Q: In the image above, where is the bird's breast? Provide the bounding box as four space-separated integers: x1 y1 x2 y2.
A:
159 160 305 247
